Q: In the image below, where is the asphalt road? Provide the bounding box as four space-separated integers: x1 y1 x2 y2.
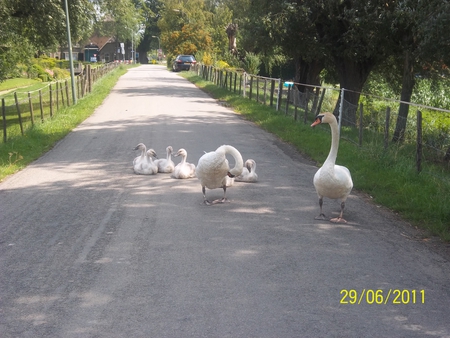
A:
1 65 449 338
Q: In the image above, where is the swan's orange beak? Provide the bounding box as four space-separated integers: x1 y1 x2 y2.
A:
311 118 321 127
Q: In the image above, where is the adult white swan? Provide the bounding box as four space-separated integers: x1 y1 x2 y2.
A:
133 143 158 175
171 148 196 179
235 159 258 182
155 146 175 173
311 113 353 223
195 145 244 205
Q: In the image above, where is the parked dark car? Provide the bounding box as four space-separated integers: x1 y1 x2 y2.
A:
172 55 197 72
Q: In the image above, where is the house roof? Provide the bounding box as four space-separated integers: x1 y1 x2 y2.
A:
89 35 116 51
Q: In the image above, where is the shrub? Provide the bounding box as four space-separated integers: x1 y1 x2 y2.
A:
27 63 46 79
242 52 261 75
52 67 70 80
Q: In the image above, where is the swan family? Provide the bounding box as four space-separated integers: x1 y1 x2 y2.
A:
132 113 352 222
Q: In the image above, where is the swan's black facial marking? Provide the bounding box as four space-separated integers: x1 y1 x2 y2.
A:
311 114 324 127
227 172 235 178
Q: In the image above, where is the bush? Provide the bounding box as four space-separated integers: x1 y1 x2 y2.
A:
27 63 46 79
242 52 261 75
52 67 70 80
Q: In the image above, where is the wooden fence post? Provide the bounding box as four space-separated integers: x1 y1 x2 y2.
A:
249 76 253 100
416 110 422 172
263 79 267 105
285 84 291 116
14 92 24 135
294 88 298 121
270 79 275 107
56 81 60 110
49 84 53 117
65 80 70 106
384 107 391 151
28 92 34 125
87 65 92 93
39 89 44 122
60 80 65 107
276 79 282 111
256 77 260 103
358 103 363 147
2 98 6 142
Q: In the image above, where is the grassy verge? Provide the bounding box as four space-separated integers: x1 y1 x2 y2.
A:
0 65 130 180
181 71 450 242
0 78 42 92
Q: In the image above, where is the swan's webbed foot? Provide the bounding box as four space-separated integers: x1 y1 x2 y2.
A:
314 213 328 221
330 217 348 224
206 197 230 205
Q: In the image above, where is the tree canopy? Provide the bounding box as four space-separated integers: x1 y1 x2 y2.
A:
1 0 450 135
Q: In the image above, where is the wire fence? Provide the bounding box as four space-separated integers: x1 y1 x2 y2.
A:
193 64 450 176
1 62 120 143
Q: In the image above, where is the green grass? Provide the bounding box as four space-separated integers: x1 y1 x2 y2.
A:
0 65 130 180
0 78 42 92
181 71 450 242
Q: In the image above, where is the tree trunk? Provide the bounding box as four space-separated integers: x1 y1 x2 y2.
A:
333 57 374 126
392 51 415 143
294 57 323 92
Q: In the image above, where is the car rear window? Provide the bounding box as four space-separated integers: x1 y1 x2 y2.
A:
179 56 195 62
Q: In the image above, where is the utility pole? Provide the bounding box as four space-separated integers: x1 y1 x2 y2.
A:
64 0 77 104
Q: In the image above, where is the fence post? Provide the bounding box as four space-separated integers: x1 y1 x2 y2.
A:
416 110 422 172
14 92 24 136
242 72 246 98
28 92 34 125
304 89 309 124
249 76 253 100
87 64 92 93
39 89 44 122
270 79 275 107
256 77 259 103
276 78 282 111
384 107 391 151
2 98 6 143
239 73 242 96
56 81 60 110
234 72 237 93
65 80 70 106
358 103 363 147
263 79 267 105
294 87 298 121
285 84 291 116
49 84 53 117
60 80 65 107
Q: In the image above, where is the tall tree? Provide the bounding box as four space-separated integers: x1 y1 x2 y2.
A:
391 0 450 142
312 0 396 125
158 0 213 59
0 0 94 81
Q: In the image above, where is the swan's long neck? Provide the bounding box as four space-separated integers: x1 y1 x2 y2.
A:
324 119 339 166
180 154 187 164
140 146 147 159
218 145 244 176
166 149 171 160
